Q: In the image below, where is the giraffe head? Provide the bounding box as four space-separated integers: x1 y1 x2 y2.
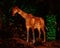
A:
12 6 18 16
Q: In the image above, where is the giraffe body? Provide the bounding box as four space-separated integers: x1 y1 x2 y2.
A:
25 15 44 29
12 6 46 43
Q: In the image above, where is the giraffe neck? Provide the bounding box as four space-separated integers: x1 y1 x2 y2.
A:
17 8 28 19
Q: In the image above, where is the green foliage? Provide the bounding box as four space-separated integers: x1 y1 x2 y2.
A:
46 15 56 41
21 4 37 15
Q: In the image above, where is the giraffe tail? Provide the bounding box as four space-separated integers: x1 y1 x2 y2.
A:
45 26 48 31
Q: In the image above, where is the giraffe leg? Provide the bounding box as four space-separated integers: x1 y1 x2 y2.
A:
32 29 35 44
38 28 41 40
26 27 29 43
42 28 46 43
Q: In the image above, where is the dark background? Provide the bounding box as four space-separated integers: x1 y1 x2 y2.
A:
0 0 60 15
0 0 60 48
0 0 60 40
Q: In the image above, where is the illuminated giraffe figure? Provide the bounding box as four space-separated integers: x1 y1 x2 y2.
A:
12 6 46 43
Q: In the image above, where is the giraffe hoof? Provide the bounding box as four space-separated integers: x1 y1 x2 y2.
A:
33 42 35 44
33 40 35 44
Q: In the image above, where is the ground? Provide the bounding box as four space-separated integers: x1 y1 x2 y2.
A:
0 37 60 48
